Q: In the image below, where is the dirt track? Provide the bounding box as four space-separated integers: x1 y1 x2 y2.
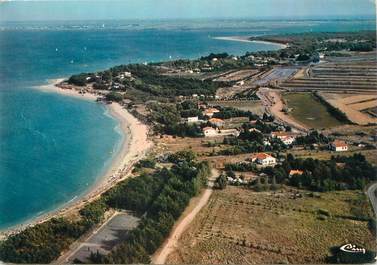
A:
258 88 308 132
152 169 218 264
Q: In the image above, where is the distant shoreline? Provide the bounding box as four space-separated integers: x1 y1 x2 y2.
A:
0 79 153 239
213 36 288 49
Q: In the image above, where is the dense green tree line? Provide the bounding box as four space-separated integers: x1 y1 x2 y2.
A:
219 128 286 155
213 106 259 120
0 199 107 263
242 119 281 134
148 102 202 137
314 93 351 123
294 130 330 145
68 64 225 98
200 52 229 61
248 31 376 63
177 100 201 118
262 153 376 191
105 92 123 102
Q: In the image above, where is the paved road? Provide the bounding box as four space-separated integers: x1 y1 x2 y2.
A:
152 169 219 264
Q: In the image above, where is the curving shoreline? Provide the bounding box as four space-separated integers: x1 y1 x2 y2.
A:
213 36 288 49
0 79 153 240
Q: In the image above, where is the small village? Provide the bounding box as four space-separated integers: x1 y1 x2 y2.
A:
149 98 369 186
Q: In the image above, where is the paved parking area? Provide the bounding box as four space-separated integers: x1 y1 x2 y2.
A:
68 212 139 263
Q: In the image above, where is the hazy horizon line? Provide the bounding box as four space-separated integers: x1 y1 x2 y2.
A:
1 14 376 23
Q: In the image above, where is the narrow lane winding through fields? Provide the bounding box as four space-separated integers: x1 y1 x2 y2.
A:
152 169 219 264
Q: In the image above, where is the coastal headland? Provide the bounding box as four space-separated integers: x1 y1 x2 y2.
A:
212 36 288 49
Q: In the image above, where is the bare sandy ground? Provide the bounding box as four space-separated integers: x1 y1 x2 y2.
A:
319 92 377 125
152 169 218 265
0 79 153 240
340 94 377 105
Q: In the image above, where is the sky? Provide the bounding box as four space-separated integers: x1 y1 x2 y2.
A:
0 0 376 22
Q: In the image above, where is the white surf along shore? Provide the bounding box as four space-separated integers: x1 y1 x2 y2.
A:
213 36 288 49
0 79 153 239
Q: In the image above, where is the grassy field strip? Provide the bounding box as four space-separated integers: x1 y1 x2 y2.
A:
284 93 344 129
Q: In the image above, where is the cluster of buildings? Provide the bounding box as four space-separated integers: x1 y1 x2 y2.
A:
110 71 135 90
182 101 350 155
201 107 241 137
184 106 241 138
241 140 349 169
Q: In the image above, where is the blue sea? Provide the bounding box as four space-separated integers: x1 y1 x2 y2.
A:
0 19 375 230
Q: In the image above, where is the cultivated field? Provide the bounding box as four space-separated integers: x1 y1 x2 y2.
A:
284 92 344 129
280 53 377 93
253 66 300 86
318 93 377 125
214 69 259 82
166 186 375 264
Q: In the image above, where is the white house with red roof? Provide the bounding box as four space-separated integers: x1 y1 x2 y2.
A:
271 131 297 145
250 153 276 166
329 140 348 152
209 118 225 127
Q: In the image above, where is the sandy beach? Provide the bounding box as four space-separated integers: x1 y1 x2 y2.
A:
0 80 153 240
213 36 288 49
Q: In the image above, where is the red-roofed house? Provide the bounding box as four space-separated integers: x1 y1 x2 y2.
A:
203 108 220 118
271 131 297 145
209 118 225 127
289 169 304 176
250 153 276 166
329 140 348 152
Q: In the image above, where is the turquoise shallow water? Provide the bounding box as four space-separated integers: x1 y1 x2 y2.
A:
0 19 375 230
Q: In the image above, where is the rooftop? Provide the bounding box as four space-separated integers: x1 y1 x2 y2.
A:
203 126 216 131
289 169 304 175
209 118 224 123
271 131 296 137
331 140 348 147
251 153 274 160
